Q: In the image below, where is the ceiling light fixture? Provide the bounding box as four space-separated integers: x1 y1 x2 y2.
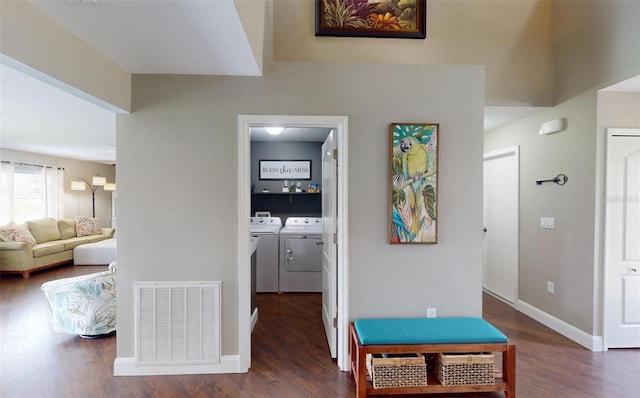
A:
265 127 284 135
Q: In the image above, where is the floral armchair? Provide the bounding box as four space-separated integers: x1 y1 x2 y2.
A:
41 262 116 337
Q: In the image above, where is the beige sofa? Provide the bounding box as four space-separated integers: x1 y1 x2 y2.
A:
0 218 115 278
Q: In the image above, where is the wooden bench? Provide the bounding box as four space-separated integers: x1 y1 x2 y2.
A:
350 317 516 398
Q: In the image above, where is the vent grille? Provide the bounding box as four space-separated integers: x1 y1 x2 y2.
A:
135 282 221 364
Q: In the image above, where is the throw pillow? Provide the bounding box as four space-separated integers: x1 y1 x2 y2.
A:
26 218 61 243
76 217 101 237
57 219 77 240
0 222 37 246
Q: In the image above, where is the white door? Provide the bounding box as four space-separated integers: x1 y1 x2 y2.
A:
604 129 640 349
321 130 337 358
483 147 519 304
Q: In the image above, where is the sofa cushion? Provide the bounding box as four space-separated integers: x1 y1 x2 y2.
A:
76 217 100 237
32 241 65 258
26 218 61 244
101 228 116 238
353 317 508 345
0 222 37 246
88 235 110 243
58 219 77 240
60 237 92 251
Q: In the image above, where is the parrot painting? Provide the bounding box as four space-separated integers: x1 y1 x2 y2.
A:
391 124 438 243
391 206 413 243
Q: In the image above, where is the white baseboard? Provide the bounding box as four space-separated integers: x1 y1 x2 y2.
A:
483 288 516 308
516 300 604 351
114 355 241 376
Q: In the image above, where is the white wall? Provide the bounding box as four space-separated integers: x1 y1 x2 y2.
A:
0 1 131 112
482 0 639 340
485 92 599 334
234 0 270 74
553 0 640 103
0 148 115 226
598 92 640 128
484 90 639 340
5 0 635 362
275 0 554 107
115 62 484 359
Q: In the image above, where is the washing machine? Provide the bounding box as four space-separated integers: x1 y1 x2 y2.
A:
279 217 323 292
250 216 282 293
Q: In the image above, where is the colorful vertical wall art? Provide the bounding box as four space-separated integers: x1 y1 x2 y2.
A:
390 123 439 244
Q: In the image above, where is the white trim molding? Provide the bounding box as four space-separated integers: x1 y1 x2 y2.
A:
251 308 258 332
237 115 350 372
517 300 604 351
114 355 240 376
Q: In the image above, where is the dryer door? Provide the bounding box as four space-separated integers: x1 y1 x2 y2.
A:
283 237 322 272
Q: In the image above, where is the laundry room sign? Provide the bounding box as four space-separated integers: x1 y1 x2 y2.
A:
259 160 311 180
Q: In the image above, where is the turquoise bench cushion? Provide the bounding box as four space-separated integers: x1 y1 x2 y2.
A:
354 317 508 345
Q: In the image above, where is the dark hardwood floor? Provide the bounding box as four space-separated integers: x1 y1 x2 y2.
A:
1 264 638 397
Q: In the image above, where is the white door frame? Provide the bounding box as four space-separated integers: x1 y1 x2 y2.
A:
602 127 640 350
482 146 519 305
237 115 350 372
321 131 338 358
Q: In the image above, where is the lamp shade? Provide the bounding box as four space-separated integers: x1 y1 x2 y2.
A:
104 183 116 191
92 176 106 186
71 180 86 191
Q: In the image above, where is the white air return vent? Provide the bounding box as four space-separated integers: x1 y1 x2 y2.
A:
135 282 221 365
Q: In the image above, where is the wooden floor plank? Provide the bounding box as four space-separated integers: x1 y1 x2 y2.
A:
1 265 638 397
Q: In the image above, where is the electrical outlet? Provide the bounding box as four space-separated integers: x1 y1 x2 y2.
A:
547 281 555 294
427 308 437 318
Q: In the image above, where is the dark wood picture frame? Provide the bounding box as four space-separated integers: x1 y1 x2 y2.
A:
315 0 426 39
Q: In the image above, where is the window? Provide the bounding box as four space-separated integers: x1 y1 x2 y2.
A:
13 166 44 222
0 162 64 224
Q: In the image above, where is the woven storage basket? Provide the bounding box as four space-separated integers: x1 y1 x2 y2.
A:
432 353 495 386
366 353 427 389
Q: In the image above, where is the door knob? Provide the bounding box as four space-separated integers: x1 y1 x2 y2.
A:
483 228 487 233
316 240 324 246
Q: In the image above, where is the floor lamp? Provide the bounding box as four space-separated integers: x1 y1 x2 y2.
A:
71 176 116 217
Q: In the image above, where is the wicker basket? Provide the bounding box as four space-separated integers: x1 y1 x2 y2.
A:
431 353 495 386
366 353 427 389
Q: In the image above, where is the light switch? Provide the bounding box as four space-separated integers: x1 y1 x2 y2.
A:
540 217 555 229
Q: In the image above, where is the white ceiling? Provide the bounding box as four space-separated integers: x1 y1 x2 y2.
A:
1 0 259 163
29 0 261 76
1 2 638 163
1 62 117 163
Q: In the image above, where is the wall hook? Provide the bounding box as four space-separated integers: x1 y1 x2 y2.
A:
536 174 568 186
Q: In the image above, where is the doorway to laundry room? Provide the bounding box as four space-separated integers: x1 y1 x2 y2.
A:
237 115 350 372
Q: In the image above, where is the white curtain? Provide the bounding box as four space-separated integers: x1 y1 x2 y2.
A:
44 167 65 219
0 162 15 224
0 162 64 224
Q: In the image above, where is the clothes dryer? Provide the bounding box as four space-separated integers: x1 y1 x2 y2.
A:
278 217 322 292
250 217 282 292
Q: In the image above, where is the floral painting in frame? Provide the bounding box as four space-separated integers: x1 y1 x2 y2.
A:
390 123 439 244
315 0 426 39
